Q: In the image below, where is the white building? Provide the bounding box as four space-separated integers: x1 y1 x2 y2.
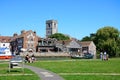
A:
0 42 10 48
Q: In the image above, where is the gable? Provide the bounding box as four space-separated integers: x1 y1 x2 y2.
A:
27 32 35 39
89 41 96 48
66 40 82 48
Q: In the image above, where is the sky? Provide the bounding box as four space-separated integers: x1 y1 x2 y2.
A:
0 0 120 40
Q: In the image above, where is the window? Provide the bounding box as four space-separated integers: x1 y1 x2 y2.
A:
48 24 50 27
54 23 56 28
3 44 5 46
28 44 30 47
31 44 34 47
30 38 33 41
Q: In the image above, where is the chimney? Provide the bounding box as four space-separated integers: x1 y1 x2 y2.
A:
13 33 18 37
21 30 26 34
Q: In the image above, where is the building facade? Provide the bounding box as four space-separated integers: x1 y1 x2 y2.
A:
11 30 38 53
37 38 57 52
80 41 96 58
56 40 82 53
46 20 58 38
0 36 12 51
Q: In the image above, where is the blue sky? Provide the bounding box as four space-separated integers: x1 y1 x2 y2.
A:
0 0 120 40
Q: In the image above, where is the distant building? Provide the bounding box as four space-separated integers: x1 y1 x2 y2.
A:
0 36 12 43
79 41 96 58
57 39 82 53
36 38 57 52
11 30 39 52
46 20 58 38
0 43 10 48
0 36 12 50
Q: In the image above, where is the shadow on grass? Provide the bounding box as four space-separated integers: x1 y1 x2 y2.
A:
6 69 24 74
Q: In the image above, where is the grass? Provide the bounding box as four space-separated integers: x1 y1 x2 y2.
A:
0 58 120 80
28 58 120 80
0 62 40 80
62 75 120 80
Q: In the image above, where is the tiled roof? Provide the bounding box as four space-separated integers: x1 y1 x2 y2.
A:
57 40 81 48
57 40 72 46
79 41 93 47
0 36 13 42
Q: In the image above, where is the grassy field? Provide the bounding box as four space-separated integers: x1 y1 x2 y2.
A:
0 62 40 80
0 58 120 80
28 58 120 80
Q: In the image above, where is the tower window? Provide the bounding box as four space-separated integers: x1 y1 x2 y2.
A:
48 23 51 28
54 23 56 28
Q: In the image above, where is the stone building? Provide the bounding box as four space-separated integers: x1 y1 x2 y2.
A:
79 41 96 58
36 38 57 52
56 39 82 53
46 20 58 38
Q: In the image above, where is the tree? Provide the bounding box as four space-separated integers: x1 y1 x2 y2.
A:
48 33 70 41
81 33 96 41
81 36 91 41
95 26 120 57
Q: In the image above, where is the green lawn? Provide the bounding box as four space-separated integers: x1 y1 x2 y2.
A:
28 58 120 80
0 62 40 80
1 58 120 80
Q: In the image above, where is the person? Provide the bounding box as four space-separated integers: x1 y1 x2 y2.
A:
31 54 36 63
25 54 30 63
100 52 103 60
106 54 109 60
103 51 107 60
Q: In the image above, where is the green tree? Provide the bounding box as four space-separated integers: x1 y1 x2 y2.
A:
81 36 91 41
81 33 96 41
95 26 120 57
48 33 70 41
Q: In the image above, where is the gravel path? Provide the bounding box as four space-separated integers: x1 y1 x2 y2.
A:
24 65 64 80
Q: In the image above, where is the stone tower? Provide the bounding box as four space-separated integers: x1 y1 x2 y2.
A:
46 20 58 38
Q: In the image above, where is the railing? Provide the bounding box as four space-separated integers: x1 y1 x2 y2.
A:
8 56 24 72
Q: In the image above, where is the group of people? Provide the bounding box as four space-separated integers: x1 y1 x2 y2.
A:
100 51 109 60
25 54 36 63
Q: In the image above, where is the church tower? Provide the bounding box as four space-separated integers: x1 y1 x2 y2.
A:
46 20 58 38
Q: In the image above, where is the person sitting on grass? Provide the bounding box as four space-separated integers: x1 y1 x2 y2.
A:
31 54 36 63
25 54 30 63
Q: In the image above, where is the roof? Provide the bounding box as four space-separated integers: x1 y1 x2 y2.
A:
11 30 39 41
57 40 72 46
57 40 82 48
0 36 12 43
79 41 94 47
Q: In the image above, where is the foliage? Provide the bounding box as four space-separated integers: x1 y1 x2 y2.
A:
81 26 120 57
81 36 92 41
81 33 96 41
95 26 120 57
48 33 70 41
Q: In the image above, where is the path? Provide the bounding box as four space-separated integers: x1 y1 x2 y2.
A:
24 65 64 80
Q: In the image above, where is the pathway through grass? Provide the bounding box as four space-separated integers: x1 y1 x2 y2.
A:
29 58 120 80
